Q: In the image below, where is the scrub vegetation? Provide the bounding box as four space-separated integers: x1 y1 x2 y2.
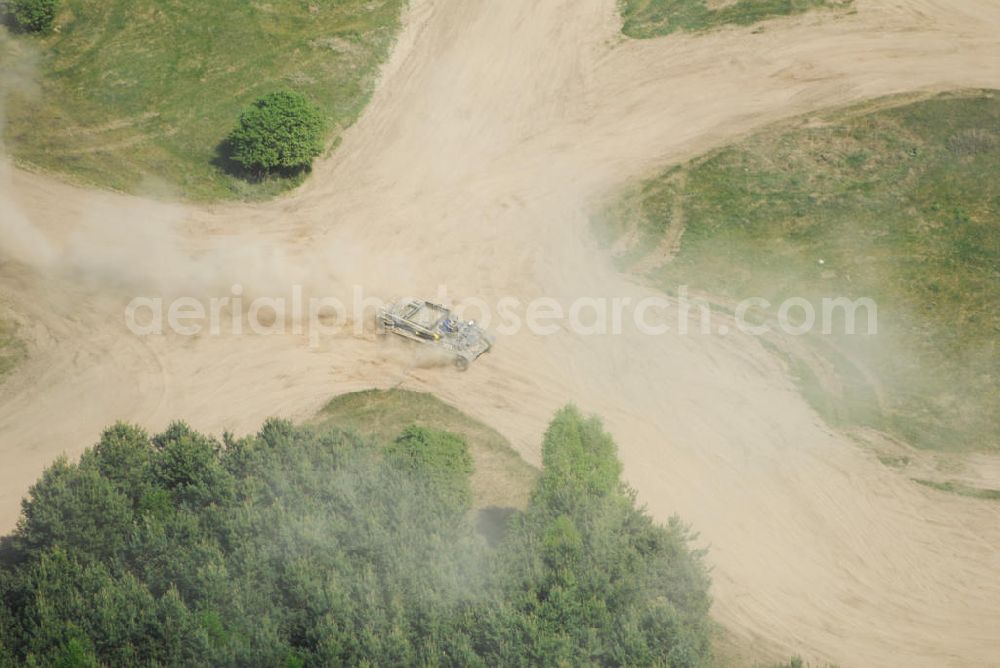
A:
0 320 25 380
7 0 60 33
619 0 852 39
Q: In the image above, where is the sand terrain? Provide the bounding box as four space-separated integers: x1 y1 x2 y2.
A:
2 1 1000 664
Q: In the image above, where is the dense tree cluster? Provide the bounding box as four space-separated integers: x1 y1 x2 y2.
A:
0 407 711 666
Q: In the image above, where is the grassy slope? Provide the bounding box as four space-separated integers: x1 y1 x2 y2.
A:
4 0 405 200
600 90 999 452
620 0 851 39
315 389 538 512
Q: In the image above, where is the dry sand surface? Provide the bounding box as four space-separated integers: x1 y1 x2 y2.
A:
2 0 1000 665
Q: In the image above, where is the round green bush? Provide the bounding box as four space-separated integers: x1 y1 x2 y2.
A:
227 90 326 175
11 0 59 33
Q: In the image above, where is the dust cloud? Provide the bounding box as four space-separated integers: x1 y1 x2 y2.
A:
0 33 53 268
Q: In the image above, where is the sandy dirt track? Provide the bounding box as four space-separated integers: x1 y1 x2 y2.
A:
3 1 1000 665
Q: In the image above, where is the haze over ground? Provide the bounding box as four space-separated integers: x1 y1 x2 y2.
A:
2 0 1000 664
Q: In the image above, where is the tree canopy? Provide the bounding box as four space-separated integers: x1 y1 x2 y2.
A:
10 0 59 33
0 407 711 666
226 91 326 175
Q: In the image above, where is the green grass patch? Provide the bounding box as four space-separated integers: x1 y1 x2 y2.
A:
3 0 405 200
620 0 852 39
316 389 538 511
600 90 1000 451
913 478 1000 500
0 319 26 379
